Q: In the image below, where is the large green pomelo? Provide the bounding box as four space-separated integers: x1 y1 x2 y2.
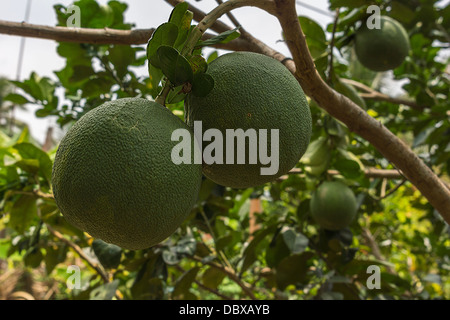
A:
185 52 312 189
310 181 358 230
355 16 410 72
52 98 202 250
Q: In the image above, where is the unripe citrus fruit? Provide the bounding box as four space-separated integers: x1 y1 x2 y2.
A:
52 98 202 250
185 52 312 188
310 181 358 230
354 16 410 72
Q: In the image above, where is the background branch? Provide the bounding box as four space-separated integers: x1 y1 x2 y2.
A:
0 19 254 51
189 255 257 300
173 265 233 300
45 224 110 283
286 167 405 179
341 78 426 111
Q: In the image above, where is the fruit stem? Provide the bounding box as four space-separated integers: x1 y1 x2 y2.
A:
155 77 172 106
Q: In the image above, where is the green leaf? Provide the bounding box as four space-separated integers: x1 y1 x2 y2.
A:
191 73 214 97
81 77 114 98
207 51 218 64
174 10 194 50
196 27 241 48
68 65 94 83
172 267 200 299
157 46 193 86
334 159 362 179
189 55 208 75
334 78 366 109
298 16 327 59
9 195 37 234
108 45 135 79
202 266 226 288
300 136 329 166
241 224 278 273
216 234 233 251
147 22 179 68
329 0 366 10
24 247 43 268
282 228 309 254
90 5 114 28
14 142 53 182
90 280 119 300
168 2 189 27
275 252 314 290
148 63 164 94
92 239 122 269
15 159 40 175
166 85 187 105
266 232 291 268
3 93 29 105
44 244 68 274
338 8 366 28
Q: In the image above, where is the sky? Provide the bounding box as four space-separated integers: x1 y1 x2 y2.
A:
0 0 334 143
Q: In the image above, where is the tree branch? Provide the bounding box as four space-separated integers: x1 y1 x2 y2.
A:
286 168 405 179
271 0 450 221
341 78 426 111
0 19 254 51
215 0 244 30
0 20 154 44
45 224 110 283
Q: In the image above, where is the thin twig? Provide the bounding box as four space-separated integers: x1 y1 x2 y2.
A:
45 224 110 283
96 55 133 95
341 78 426 111
199 208 235 273
215 0 243 30
285 167 405 180
9 190 54 200
189 255 257 300
360 227 395 274
174 265 233 300
369 179 407 201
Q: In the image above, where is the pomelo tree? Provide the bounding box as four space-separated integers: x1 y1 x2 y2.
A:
0 0 449 300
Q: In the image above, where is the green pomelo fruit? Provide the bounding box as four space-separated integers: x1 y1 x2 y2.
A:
354 16 410 72
52 98 202 250
185 52 312 189
310 181 358 230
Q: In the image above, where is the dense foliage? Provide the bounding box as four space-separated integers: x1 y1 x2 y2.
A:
0 0 449 300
